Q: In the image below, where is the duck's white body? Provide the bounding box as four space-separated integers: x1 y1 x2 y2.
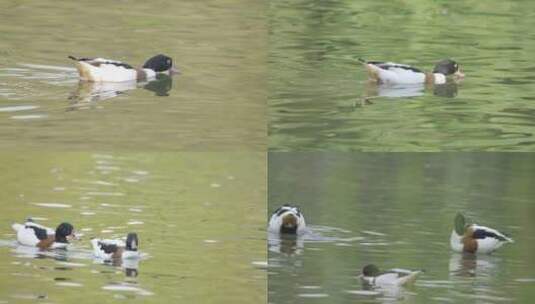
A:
268 205 306 235
91 238 139 260
364 61 446 85
74 58 156 83
450 224 513 254
361 268 421 287
11 222 68 249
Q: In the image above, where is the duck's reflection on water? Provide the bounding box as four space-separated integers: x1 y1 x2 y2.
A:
359 81 459 106
12 244 70 261
449 252 499 278
67 74 174 110
96 257 140 278
268 233 305 256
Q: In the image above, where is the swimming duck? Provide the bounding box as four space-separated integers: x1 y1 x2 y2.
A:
11 219 75 249
268 204 306 235
68 54 176 82
91 233 140 260
450 212 513 254
359 264 421 287
359 58 464 85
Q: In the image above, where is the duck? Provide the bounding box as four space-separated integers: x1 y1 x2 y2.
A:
268 204 306 235
91 233 140 260
450 212 514 254
359 264 421 287
11 219 76 249
359 58 464 85
68 54 177 82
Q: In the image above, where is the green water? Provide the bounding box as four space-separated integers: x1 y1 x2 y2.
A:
268 153 535 303
0 152 266 303
269 0 535 151
0 0 266 151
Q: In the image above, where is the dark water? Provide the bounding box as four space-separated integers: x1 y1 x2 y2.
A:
0 152 266 303
268 153 535 303
269 0 535 151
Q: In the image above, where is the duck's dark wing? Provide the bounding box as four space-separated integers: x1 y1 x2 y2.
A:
68 56 134 69
375 62 423 73
473 228 509 242
275 206 290 216
359 58 423 73
26 225 48 240
97 241 119 254
68 56 94 62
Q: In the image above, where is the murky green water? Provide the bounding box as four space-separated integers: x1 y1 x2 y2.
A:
269 0 535 151
0 0 266 151
268 153 535 303
0 152 266 303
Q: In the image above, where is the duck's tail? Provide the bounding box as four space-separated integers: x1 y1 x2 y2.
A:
358 58 367 64
503 235 514 243
68 55 78 61
395 270 422 286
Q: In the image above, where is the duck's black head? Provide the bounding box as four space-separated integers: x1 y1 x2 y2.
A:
55 222 74 243
432 59 461 76
143 54 173 72
126 233 139 251
362 264 380 277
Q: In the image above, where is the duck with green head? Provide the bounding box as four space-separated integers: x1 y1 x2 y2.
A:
359 264 421 287
450 212 513 254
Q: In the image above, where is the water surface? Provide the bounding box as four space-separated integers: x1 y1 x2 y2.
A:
268 153 535 303
0 0 266 150
0 152 266 303
269 0 535 151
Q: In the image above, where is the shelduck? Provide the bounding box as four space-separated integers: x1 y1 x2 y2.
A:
91 233 140 260
359 264 421 287
69 54 176 82
450 212 513 254
12 219 75 249
359 58 464 85
268 204 306 235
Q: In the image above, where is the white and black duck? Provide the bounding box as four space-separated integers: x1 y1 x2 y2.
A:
268 204 306 235
359 264 422 287
12 219 75 249
450 212 513 254
69 54 177 82
91 232 140 260
359 58 464 85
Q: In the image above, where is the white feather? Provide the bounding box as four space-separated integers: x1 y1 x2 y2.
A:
472 224 513 254
363 269 421 287
78 61 137 82
12 222 63 248
450 224 513 254
91 238 139 260
268 206 306 235
433 73 446 84
450 230 464 253
367 63 426 84
143 69 156 79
